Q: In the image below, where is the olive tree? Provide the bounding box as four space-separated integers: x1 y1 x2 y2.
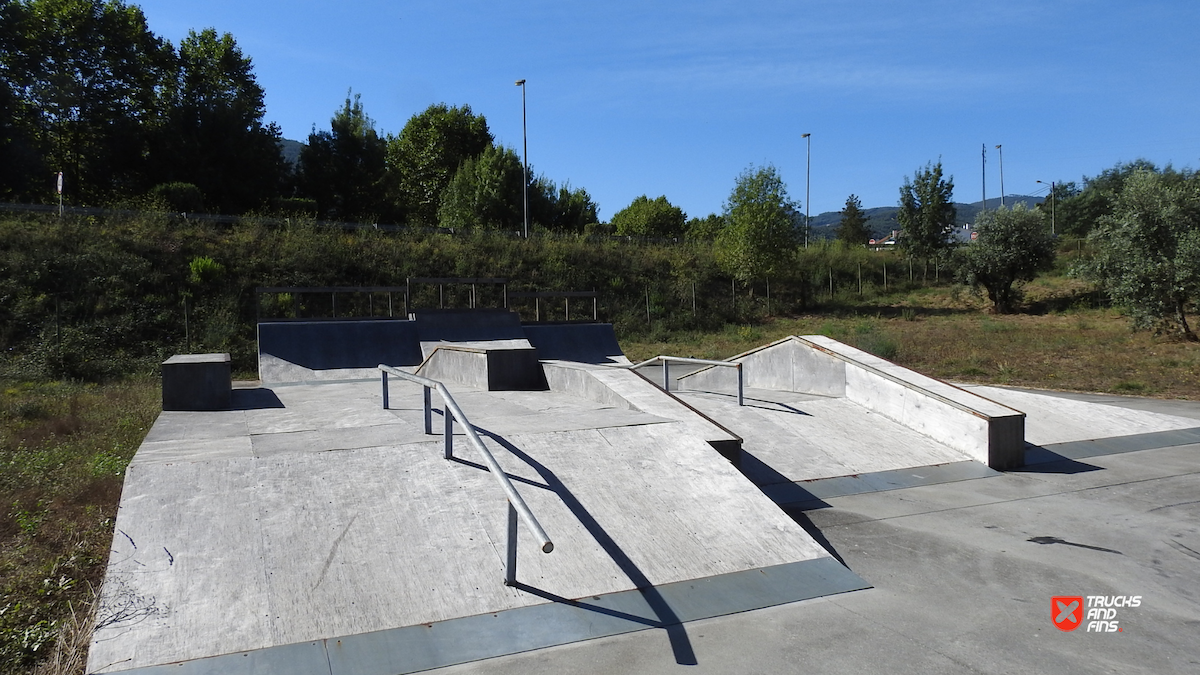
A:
957 204 1055 313
1082 170 1200 339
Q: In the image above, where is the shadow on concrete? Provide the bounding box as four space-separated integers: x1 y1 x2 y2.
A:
1027 535 1123 555
739 450 829 510
783 507 849 566
1017 446 1103 474
230 388 285 410
478 429 699 666
448 456 554 492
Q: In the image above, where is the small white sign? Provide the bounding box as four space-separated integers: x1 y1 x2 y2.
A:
57 172 63 194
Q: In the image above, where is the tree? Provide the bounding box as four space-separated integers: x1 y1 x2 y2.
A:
897 160 956 262
715 165 800 283
297 93 388 221
836 194 871 245
1082 170 1200 340
6 0 175 203
437 145 525 230
956 204 1056 314
686 213 726 241
155 28 284 213
611 195 686 237
541 181 600 233
388 103 493 226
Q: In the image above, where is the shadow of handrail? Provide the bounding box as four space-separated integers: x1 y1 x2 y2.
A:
476 427 698 666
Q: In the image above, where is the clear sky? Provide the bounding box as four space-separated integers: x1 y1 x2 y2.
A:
132 0 1200 221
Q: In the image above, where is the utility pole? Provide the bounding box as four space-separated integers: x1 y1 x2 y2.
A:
995 144 1005 207
981 144 987 212
802 133 811 248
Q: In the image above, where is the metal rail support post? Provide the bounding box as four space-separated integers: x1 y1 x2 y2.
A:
506 503 518 586
423 386 432 434
444 406 454 459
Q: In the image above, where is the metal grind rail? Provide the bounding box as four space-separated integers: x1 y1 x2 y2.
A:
377 365 553 586
633 356 744 406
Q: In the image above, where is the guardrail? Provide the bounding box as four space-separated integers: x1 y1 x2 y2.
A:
632 356 744 406
378 364 553 585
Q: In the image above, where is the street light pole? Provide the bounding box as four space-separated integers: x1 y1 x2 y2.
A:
995 144 1005 208
515 79 528 238
1037 179 1056 236
802 133 811 248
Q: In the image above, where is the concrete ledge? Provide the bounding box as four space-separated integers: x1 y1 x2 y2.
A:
680 336 1027 470
416 344 547 391
162 353 231 411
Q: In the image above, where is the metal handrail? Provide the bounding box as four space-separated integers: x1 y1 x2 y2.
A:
632 356 744 406
378 364 553 586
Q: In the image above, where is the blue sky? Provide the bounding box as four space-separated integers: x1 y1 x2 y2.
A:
133 0 1200 221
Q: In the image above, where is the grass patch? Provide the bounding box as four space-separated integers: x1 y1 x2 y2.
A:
0 377 160 674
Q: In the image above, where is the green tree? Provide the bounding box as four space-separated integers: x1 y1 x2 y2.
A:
836 194 872 245
437 145 525 230
611 195 686 238
897 160 956 262
297 93 388 221
715 165 800 283
1082 170 1200 340
6 0 175 203
388 103 493 226
540 181 600 233
956 204 1056 314
156 28 284 213
686 213 726 240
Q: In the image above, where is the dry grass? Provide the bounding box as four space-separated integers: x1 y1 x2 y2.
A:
624 282 1200 399
0 378 160 674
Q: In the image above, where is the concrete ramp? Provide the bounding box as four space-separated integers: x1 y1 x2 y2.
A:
523 323 631 365
679 336 1026 470
257 320 423 382
88 380 867 674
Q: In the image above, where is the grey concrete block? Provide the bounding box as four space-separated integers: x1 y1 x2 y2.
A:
162 353 231 411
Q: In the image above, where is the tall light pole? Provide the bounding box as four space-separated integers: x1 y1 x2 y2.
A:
1037 179 1056 236
981 144 987 212
802 133 811 248
515 79 528 238
995 144 1005 208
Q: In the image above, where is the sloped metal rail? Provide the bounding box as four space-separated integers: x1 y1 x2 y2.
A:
377 365 553 585
633 356 744 406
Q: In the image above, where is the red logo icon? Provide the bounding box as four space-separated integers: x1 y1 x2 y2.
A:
1053 596 1084 631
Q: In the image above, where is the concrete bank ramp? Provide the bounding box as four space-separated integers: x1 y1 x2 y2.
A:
88 379 866 675
679 335 1026 470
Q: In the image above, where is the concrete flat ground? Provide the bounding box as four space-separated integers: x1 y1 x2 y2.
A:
418 391 1200 675
676 387 972 483
89 379 843 673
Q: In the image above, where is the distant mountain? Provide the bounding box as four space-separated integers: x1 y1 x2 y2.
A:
279 138 304 168
808 194 1045 240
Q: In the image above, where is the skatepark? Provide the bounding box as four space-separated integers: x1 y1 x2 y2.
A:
87 303 1200 675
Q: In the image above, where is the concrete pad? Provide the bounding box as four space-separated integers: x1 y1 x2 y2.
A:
90 379 847 673
402 396 1200 675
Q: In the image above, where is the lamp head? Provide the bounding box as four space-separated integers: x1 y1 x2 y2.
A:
801 133 811 138
515 79 525 86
